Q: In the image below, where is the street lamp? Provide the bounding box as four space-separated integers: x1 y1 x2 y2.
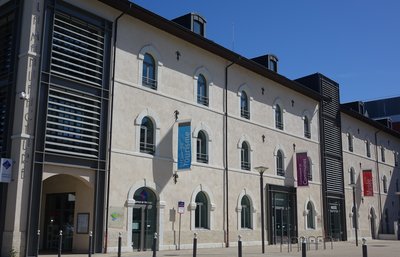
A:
255 166 268 254
349 182 358 246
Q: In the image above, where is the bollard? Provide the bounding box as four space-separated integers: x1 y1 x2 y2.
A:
117 232 121 257
193 233 198 257
330 237 333 249
362 238 367 257
88 231 93 257
302 238 307 257
152 232 157 257
58 230 63 257
323 237 326 250
36 230 40 257
238 235 242 257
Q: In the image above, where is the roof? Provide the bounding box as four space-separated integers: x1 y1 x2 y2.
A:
98 0 322 101
340 105 400 139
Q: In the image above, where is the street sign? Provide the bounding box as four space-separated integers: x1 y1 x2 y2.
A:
0 158 12 183
178 201 185 214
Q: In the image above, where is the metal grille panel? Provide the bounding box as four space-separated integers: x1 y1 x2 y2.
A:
0 10 14 156
45 85 101 158
51 11 104 87
325 157 344 193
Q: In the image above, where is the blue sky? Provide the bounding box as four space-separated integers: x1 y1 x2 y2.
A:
132 0 400 103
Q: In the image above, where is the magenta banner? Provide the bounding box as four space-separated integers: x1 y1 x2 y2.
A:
296 152 309 186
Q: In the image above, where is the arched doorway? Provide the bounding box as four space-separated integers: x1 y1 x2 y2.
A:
132 187 157 251
40 174 93 253
370 208 376 239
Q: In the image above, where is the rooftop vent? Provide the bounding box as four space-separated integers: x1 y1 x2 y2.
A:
251 54 279 72
172 13 206 37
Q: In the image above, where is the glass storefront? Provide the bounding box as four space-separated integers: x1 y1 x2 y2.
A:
267 185 297 245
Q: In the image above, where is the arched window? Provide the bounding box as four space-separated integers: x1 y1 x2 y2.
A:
304 116 311 138
196 130 208 163
195 191 209 229
140 117 155 154
241 141 250 170
241 195 252 229
381 147 385 162
348 133 353 152
142 53 157 89
197 74 208 106
276 150 284 176
383 175 388 193
307 202 315 229
275 104 283 130
240 91 250 119
349 167 356 185
366 140 371 157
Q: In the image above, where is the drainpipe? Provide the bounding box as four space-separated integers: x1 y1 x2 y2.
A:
224 58 239 247
374 130 383 234
104 11 125 253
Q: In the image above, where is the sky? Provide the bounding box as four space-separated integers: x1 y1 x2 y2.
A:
132 0 400 103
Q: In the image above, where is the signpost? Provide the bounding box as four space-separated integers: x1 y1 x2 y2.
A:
177 201 184 250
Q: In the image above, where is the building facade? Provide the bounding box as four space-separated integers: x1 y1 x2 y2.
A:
0 0 399 256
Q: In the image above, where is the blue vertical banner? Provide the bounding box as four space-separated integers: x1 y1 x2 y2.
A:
178 122 191 170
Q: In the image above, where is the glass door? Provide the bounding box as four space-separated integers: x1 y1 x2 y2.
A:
328 202 342 240
132 188 157 251
274 207 288 244
44 193 75 251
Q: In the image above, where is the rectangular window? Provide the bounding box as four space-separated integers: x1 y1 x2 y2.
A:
381 147 385 162
395 152 398 167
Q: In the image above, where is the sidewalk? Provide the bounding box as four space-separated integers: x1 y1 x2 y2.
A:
42 240 400 257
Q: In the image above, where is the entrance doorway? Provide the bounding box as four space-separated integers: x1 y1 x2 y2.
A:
44 193 75 251
132 188 157 251
267 186 297 245
273 207 289 244
327 200 342 240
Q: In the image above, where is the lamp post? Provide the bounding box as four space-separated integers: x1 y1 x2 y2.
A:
396 191 400 240
349 182 358 246
255 166 268 254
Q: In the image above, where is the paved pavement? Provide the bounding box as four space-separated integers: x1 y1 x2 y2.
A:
42 240 400 257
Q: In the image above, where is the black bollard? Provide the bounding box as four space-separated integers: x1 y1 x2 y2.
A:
58 230 63 257
238 235 242 257
302 239 306 257
88 231 93 257
117 232 121 257
152 232 157 257
193 233 197 257
36 230 40 257
362 238 368 257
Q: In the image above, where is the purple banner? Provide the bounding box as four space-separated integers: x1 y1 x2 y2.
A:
296 152 309 187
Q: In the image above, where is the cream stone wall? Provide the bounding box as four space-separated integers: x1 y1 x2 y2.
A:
6 0 399 255
341 113 400 240
104 3 323 251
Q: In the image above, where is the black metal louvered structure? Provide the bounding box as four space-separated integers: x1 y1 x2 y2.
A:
0 0 20 252
28 0 112 254
296 73 347 241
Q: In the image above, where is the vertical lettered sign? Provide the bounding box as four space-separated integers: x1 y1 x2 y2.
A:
178 122 191 170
